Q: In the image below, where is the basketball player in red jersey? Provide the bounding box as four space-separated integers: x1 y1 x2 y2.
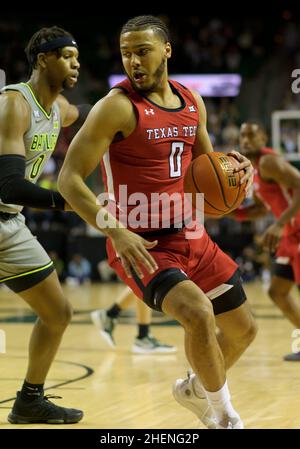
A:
233 122 300 361
58 16 256 429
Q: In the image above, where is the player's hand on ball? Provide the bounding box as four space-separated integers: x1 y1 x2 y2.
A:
109 228 158 278
185 152 246 216
228 150 254 195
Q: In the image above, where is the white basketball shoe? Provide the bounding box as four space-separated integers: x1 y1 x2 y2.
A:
215 414 244 429
172 371 216 429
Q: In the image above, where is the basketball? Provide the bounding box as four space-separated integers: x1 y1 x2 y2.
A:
184 152 246 217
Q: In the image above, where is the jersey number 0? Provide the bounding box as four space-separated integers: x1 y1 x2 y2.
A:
29 154 46 180
169 142 184 178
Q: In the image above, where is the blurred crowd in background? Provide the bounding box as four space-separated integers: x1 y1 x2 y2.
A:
1 9 300 284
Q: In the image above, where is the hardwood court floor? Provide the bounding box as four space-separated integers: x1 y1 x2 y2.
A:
0 280 300 429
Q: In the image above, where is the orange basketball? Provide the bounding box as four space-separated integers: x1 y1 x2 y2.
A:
184 152 246 217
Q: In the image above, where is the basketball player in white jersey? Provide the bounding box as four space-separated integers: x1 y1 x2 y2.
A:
0 26 90 424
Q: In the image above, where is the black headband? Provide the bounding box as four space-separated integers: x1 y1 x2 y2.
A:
37 36 78 53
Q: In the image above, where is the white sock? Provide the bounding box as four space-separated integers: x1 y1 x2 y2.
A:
204 380 238 421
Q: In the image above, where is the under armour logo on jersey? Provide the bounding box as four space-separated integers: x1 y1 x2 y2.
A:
189 105 196 112
145 108 155 115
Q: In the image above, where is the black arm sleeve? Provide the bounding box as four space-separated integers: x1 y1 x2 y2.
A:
0 154 65 210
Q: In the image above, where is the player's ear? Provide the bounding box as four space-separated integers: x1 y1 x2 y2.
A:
165 42 172 59
37 53 47 69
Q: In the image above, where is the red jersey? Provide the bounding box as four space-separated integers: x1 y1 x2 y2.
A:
254 147 300 236
101 79 198 232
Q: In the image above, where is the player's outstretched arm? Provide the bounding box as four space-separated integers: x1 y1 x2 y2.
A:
58 93 130 228
58 93 158 278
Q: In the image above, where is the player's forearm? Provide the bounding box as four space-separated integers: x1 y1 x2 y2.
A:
0 154 65 210
58 171 123 235
1 178 65 210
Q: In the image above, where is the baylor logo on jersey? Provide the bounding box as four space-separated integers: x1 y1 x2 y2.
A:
30 133 58 151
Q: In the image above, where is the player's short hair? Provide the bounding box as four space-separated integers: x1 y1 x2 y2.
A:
25 26 76 74
121 15 170 43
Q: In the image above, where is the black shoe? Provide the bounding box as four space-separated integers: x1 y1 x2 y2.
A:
8 392 83 424
283 351 300 361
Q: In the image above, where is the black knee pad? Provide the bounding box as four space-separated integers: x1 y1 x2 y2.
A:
211 270 247 315
144 268 189 312
272 261 294 282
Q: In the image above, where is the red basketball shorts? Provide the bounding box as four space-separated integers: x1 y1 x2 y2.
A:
106 225 238 305
275 231 300 284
